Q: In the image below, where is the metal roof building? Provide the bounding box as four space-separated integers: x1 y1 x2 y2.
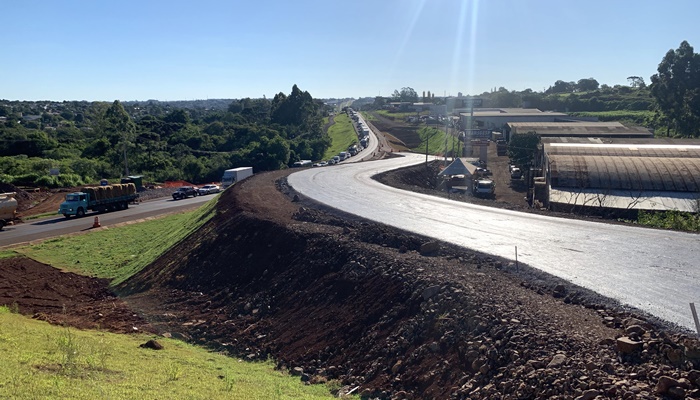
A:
459 108 575 131
507 121 653 138
538 139 700 212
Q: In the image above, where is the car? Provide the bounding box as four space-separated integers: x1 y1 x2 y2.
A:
197 184 220 195
328 158 337 165
333 155 341 163
473 179 496 197
510 167 522 179
172 186 198 200
313 161 327 167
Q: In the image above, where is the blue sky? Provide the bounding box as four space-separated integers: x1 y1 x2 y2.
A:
4 0 700 101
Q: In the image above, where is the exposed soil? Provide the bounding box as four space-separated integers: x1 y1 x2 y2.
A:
118 169 700 399
0 256 149 333
1 140 700 398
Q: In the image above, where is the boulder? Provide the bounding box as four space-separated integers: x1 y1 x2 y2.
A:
656 375 680 394
419 241 440 255
616 337 642 354
422 285 440 300
547 354 567 368
139 339 163 350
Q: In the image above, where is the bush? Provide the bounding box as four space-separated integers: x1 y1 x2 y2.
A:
11 173 41 186
638 210 700 231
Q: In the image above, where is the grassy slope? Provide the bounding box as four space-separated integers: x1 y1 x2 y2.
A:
6 197 343 399
0 307 336 399
412 126 461 155
15 197 218 286
323 114 358 160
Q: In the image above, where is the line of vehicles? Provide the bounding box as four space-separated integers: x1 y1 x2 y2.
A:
294 108 370 168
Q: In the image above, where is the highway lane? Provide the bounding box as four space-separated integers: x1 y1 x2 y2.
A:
288 153 700 332
0 194 214 248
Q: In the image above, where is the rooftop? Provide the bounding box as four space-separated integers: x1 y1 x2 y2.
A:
509 122 653 137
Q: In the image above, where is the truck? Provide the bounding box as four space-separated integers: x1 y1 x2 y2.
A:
496 140 507 156
58 183 138 218
0 192 18 230
221 167 253 189
473 179 496 198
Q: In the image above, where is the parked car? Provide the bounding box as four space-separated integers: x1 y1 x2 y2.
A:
328 158 337 165
197 184 220 195
333 155 341 163
313 161 328 167
172 186 198 200
473 179 496 198
510 167 522 180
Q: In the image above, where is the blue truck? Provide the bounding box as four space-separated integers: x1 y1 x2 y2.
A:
58 183 138 218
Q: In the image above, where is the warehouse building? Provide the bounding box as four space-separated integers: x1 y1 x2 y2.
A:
506 121 653 140
459 108 576 131
535 138 700 214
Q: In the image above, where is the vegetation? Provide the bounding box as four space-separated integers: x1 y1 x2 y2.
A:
15 197 217 285
0 306 338 399
568 110 654 125
637 209 700 231
0 84 332 187
323 114 359 160
391 87 418 103
507 132 540 171
650 40 700 137
413 126 460 156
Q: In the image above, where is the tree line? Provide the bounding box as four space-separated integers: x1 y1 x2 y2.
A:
361 41 700 137
0 85 332 187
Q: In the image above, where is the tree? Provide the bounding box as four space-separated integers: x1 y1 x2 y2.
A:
627 76 646 88
650 40 700 137
101 100 136 175
547 80 575 94
391 87 419 103
576 78 599 92
507 131 540 170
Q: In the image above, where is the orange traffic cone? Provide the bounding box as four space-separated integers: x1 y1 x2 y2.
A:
92 216 101 228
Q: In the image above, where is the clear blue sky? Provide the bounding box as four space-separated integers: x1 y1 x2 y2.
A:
4 0 700 101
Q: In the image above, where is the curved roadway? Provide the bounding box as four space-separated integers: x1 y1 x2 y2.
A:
288 153 700 332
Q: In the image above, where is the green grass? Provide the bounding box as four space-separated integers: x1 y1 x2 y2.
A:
22 211 59 221
15 197 218 286
410 126 461 155
374 110 426 120
569 110 653 124
0 306 338 399
0 250 19 259
360 112 376 121
323 113 359 160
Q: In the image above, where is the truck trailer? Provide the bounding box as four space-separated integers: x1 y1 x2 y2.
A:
221 167 253 189
0 192 18 230
58 183 138 218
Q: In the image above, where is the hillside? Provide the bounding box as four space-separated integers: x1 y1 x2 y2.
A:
104 169 699 399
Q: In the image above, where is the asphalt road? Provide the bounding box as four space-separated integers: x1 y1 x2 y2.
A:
0 194 214 248
288 153 700 332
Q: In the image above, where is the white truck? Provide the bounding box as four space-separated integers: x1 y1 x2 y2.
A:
0 192 18 230
221 167 253 189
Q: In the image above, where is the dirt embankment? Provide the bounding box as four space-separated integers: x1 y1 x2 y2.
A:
1 169 699 399
118 170 700 399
